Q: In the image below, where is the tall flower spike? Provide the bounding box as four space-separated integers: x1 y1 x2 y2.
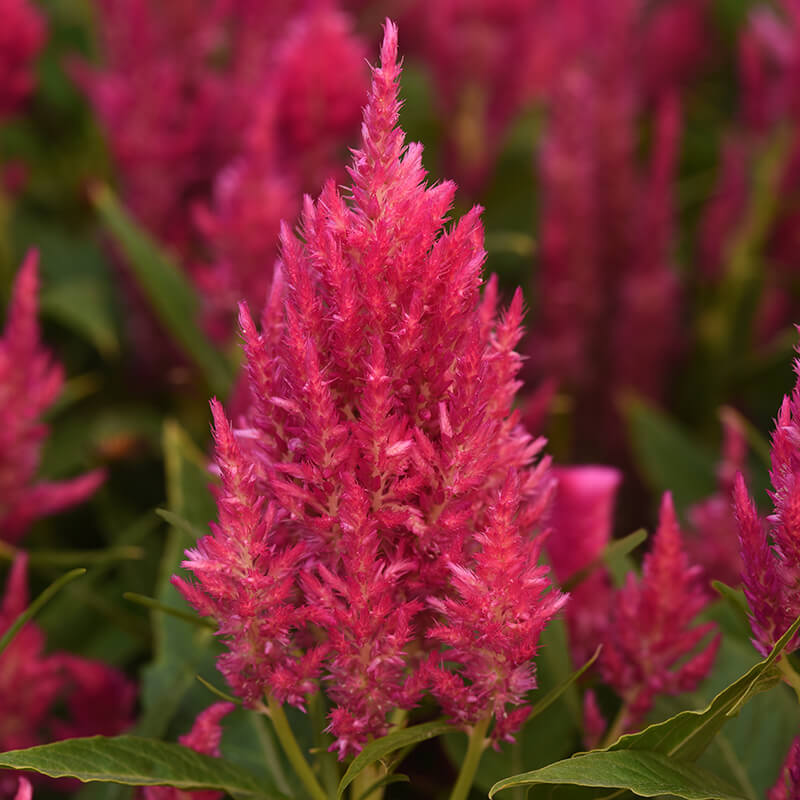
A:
736 349 800 656
177 20 561 756
599 493 719 733
0 252 104 543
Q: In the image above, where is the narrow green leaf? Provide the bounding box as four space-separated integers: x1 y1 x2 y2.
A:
0 736 285 798
0 546 144 568
0 567 86 655
337 721 456 800
712 581 751 630
563 530 647 591
90 184 233 395
607 610 800 759
528 646 602 720
623 395 717 512
123 593 216 629
155 508 208 543
488 750 746 799
195 675 242 705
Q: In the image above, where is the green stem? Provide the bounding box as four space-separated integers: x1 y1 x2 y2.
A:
600 703 630 750
779 658 800 704
449 716 490 800
266 695 328 800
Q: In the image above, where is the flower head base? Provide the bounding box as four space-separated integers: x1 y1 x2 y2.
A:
0 252 104 543
736 350 800 656
599 493 719 731
176 20 562 756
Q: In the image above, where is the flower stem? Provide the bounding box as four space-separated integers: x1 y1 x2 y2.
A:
600 703 630 749
266 695 328 800
779 657 800 704
449 716 490 800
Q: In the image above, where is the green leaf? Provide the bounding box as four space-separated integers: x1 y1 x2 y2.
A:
0 736 285 798
488 750 746 799
0 568 86 655
123 592 216 629
337 721 456 800
563 530 647 591
90 184 233 395
623 395 717 513
606 610 800 759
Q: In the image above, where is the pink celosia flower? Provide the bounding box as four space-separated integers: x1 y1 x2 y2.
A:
599 493 719 733
770 737 800 800
0 0 45 118
269 0 368 192
0 252 104 544
176 20 562 755
735 352 800 656
529 56 681 457
686 411 748 587
142 702 233 800
425 471 566 745
547 466 622 666
0 555 135 798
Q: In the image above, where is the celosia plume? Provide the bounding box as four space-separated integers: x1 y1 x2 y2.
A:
0 0 45 118
736 352 800 656
598 493 719 733
176 20 563 755
0 555 135 797
0 252 104 543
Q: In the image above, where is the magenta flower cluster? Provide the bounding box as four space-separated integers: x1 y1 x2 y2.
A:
736 353 800 655
0 555 135 798
548 472 719 739
175 21 564 757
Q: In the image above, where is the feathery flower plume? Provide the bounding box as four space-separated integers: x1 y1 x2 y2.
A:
736 351 800 656
528 1 684 459
176 20 562 755
0 0 45 118
0 555 135 797
11 779 31 800
547 466 622 665
599 494 719 733
142 703 234 800
0 252 104 544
